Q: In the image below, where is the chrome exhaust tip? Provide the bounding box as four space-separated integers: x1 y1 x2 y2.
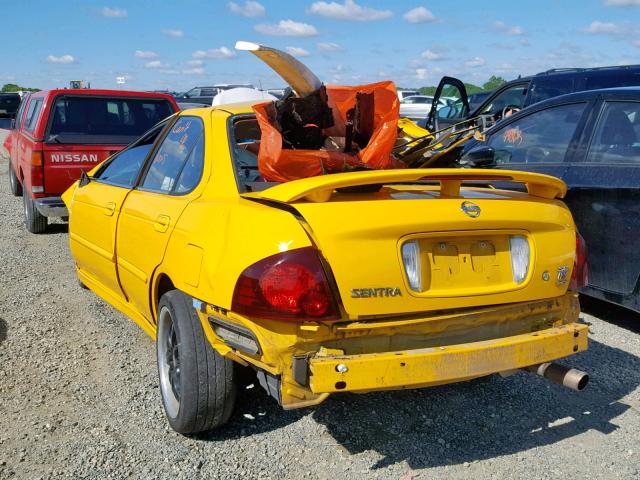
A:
525 362 589 391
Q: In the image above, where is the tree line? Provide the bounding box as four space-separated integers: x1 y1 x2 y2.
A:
2 83 40 93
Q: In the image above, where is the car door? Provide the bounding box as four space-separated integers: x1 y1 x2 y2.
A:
477 100 592 180
562 98 640 299
116 116 206 320
68 123 165 301
425 77 470 132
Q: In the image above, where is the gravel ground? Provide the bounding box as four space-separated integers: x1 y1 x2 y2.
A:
0 133 639 479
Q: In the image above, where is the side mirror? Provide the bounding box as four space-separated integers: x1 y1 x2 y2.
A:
78 170 91 187
460 146 496 168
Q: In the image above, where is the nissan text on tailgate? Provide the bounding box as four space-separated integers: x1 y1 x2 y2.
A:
5 89 178 233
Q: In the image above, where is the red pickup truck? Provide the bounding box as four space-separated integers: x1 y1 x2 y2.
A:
4 89 179 233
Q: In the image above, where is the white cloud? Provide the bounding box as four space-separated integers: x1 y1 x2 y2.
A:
605 0 640 6
100 7 127 18
403 6 436 24
633 39 640 47
465 56 486 67
134 50 158 59
145 60 170 69
317 42 343 52
421 49 445 61
254 20 318 36
192 47 237 59
183 67 205 75
583 20 620 34
186 59 204 66
228 1 265 17
162 29 184 38
493 20 526 36
415 68 428 80
286 46 311 57
46 54 76 64
308 0 392 21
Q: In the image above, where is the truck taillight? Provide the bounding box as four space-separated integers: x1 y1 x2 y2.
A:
570 232 588 291
232 247 339 321
31 150 43 167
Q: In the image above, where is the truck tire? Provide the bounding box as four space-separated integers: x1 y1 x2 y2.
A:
23 194 48 234
157 290 236 434
9 163 22 197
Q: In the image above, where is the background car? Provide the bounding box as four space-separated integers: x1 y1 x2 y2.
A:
176 84 255 104
423 64 640 132
459 87 640 313
4 88 178 233
0 92 22 129
397 89 420 101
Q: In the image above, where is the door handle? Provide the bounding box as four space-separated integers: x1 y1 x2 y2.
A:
103 202 116 216
154 215 170 233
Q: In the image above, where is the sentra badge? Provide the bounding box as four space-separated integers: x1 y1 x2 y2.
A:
351 287 402 298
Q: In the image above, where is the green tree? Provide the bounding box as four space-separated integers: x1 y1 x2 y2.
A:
482 76 506 91
2 83 40 93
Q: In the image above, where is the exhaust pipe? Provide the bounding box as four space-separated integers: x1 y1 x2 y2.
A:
525 362 589 391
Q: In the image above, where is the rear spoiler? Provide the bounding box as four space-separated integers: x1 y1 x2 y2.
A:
242 169 567 203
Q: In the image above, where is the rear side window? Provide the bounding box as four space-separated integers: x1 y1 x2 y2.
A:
487 102 587 164
47 95 174 144
24 98 43 133
586 101 640 164
0 95 20 114
528 76 574 105
94 121 168 188
585 73 640 91
141 116 204 194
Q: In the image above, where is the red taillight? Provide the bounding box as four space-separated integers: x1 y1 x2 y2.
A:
232 247 339 321
570 232 588 291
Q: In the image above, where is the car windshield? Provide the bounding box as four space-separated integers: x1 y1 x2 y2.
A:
47 95 174 144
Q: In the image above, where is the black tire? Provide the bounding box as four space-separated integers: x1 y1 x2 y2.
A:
8 163 22 197
23 193 47 234
157 290 236 434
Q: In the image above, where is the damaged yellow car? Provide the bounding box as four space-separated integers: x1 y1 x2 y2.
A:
62 44 589 435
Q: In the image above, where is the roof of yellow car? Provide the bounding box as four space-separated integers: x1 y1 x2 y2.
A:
178 102 259 118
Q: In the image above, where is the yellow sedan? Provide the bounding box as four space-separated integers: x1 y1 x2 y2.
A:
63 104 589 435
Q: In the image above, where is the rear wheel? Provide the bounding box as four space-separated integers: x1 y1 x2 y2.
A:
23 194 47 234
157 290 236 434
9 163 22 197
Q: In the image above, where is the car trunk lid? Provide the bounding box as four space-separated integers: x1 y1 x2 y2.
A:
243 169 575 318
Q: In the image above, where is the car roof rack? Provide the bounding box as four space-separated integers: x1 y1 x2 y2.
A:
537 64 640 76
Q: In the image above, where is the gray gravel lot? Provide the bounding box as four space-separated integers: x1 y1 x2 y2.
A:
0 133 639 479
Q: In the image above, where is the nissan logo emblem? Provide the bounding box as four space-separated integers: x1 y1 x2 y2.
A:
461 201 481 218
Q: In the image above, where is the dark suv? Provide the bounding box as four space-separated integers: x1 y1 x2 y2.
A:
424 64 640 131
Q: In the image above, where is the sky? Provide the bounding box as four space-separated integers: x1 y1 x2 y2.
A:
1 0 639 92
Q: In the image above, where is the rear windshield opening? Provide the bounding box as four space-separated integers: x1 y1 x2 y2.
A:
46 95 174 144
230 115 279 193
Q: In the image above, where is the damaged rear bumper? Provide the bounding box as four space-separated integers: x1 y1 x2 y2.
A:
308 323 588 393
197 293 586 409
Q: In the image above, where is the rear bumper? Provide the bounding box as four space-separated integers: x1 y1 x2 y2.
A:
34 196 68 218
308 323 588 393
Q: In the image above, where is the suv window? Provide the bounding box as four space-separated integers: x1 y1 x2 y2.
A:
47 95 174 144
528 75 574 105
586 101 640 164
585 73 640 91
0 94 21 116
94 122 168 188
24 98 43 133
185 88 201 98
487 102 587 164
141 116 204 194
479 85 527 116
